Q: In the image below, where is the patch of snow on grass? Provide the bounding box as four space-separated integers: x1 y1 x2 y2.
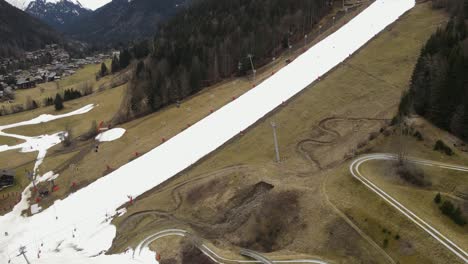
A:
0 104 94 176
95 128 126 142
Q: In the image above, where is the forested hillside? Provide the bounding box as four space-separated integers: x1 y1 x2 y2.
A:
401 0 468 140
0 0 62 57
118 0 331 122
66 0 187 44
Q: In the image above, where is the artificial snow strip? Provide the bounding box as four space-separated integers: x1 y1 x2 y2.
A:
0 1 415 263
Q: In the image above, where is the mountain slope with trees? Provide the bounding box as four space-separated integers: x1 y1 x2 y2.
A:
65 0 188 45
0 0 62 57
116 0 332 122
400 0 468 140
25 0 92 32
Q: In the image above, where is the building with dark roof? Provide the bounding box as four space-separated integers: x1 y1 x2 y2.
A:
0 170 15 190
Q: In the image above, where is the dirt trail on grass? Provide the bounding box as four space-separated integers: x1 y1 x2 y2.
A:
118 165 253 230
297 116 389 171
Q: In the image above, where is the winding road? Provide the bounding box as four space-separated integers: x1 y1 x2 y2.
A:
240 249 273 264
134 229 328 264
350 153 468 263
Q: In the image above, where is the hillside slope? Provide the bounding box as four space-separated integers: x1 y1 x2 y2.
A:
0 0 62 57
0 0 416 263
113 2 458 264
121 0 332 121
65 0 188 44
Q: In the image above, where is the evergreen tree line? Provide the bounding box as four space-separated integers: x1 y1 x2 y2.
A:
44 94 65 111
43 88 84 110
400 0 468 140
111 41 150 74
118 0 331 121
434 193 466 226
63 88 82 101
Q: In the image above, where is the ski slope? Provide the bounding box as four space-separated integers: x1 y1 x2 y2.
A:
0 0 415 263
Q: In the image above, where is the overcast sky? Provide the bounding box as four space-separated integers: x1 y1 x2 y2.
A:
7 0 112 11
74 0 112 10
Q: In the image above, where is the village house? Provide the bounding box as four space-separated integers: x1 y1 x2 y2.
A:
47 72 57 82
0 44 111 98
16 77 36 89
0 170 15 190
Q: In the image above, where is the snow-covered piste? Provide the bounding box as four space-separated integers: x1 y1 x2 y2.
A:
0 0 415 263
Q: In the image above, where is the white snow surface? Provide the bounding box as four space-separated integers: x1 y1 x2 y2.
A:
7 0 109 10
0 104 94 175
95 128 126 142
0 1 415 263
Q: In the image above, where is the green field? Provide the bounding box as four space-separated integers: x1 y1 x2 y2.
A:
0 136 23 146
0 60 112 109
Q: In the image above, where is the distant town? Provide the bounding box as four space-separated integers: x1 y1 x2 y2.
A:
0 44 112 102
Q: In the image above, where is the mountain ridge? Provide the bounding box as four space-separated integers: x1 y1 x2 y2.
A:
25 0 92 32
65 0 188 45
0 0 63 57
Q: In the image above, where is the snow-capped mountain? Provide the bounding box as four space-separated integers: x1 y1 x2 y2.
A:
25 0 92 31
6 0 29 9
11 0 190 45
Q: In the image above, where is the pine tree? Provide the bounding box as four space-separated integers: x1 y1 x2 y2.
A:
190 56 202 92
450 105 464 137
453 207 466 226
111 55 120 73
54 94 64 111
440 200 455 216
465 0 468 17
119 49 132 69
434 193 441 204
211 51 220 82
100 63 109 77
133 40 150 59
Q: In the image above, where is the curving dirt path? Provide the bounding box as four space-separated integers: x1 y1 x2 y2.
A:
296 116 389 171
118 165 253 231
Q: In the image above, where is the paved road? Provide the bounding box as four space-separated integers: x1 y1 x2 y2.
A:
350 154 468 263
240 248 274 264
134 229 328 264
